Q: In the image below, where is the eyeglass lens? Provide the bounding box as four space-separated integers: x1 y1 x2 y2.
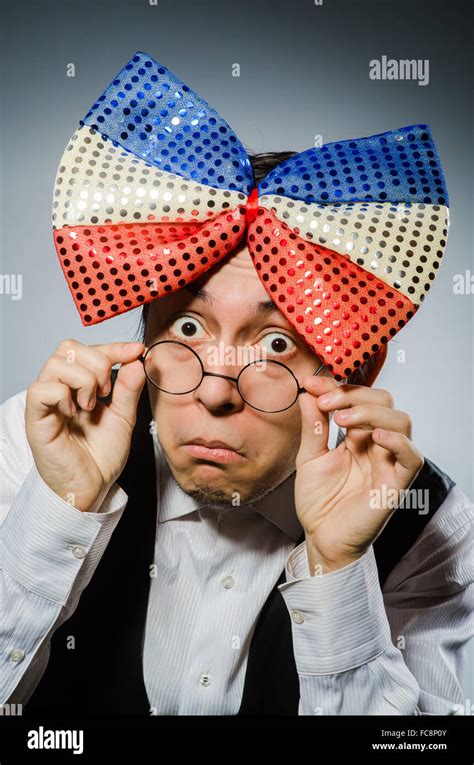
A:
143 341 304 413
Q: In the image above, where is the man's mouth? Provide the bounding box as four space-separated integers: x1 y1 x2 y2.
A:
182 438 246 464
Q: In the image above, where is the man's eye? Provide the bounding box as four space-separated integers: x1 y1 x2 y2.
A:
169 316 206 339
259 332 296 355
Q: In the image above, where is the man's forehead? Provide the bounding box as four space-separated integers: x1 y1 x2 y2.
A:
175 245 280 314
185 282 278 316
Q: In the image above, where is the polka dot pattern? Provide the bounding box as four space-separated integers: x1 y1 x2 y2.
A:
53 125 245 229
52 50 450 377
259 124 448 206
258 196 449 305
54 207 247 325
82 50 254 194
247 207 416 379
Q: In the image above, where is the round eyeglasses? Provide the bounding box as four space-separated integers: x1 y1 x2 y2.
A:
140 340 326 414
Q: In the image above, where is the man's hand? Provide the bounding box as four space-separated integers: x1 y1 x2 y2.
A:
25 340 146 512
295 375 424 574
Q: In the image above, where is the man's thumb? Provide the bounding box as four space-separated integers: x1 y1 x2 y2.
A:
109 359 146 427
296 390 330 468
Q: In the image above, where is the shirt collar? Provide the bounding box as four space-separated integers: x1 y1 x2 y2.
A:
153 434 303 542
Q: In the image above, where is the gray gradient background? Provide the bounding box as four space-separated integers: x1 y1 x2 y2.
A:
1 0 473 701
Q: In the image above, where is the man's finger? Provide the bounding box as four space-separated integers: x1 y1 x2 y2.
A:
109 358 146 428
333 405 412 437
316 385 395 411
372 429 424 482
91 341 145 364
295 386 330 469
56 339 144 366
300 375 339 397
26 381 77 423
54 340 145 397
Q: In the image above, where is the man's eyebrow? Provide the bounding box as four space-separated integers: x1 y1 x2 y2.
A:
256 299 279 314
184 284 213 303
184 285 278 314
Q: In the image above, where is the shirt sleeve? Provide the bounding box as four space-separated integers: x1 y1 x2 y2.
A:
277 485 474 716
0 389 128 705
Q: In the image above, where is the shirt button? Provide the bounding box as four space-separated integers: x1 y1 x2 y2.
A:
200 673 212 687
222 575 234 589
291 609 306 624
10 649 25 663
69 544 87 559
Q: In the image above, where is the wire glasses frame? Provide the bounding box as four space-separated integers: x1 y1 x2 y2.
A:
140 340 326 414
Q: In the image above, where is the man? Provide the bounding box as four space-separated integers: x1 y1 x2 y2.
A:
1 195 472 714
0 52 472 715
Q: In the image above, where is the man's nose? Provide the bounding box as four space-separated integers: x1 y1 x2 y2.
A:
194 368 244 414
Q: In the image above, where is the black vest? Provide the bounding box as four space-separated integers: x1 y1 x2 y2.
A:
23 379 455 716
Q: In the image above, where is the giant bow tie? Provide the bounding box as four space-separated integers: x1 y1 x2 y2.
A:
52 50 449 379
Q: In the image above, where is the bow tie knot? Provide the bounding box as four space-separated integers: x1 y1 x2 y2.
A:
245 187 259 226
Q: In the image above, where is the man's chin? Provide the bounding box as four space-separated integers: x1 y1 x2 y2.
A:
184 484 239 509
162 444 294 508
163 454 256 507
178 461 248 504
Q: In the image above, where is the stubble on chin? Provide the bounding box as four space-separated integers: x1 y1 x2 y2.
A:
162 448 296 510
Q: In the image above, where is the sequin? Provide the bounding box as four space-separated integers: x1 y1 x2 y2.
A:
259 124 448 206
248 207 415 378
55 208 247 324
53 126 245 228
258 197 449 304
52 49 450 379
82 51 253 194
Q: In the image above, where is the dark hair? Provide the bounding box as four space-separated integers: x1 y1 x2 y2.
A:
137 150 386 387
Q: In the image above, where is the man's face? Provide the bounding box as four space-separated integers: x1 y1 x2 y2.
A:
144 244 326 506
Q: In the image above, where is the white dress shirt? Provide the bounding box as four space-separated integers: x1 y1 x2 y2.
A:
0 389 473 715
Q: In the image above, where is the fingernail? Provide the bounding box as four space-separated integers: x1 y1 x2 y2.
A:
318 393 335 405
336 410 351 421
88 397 96 410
